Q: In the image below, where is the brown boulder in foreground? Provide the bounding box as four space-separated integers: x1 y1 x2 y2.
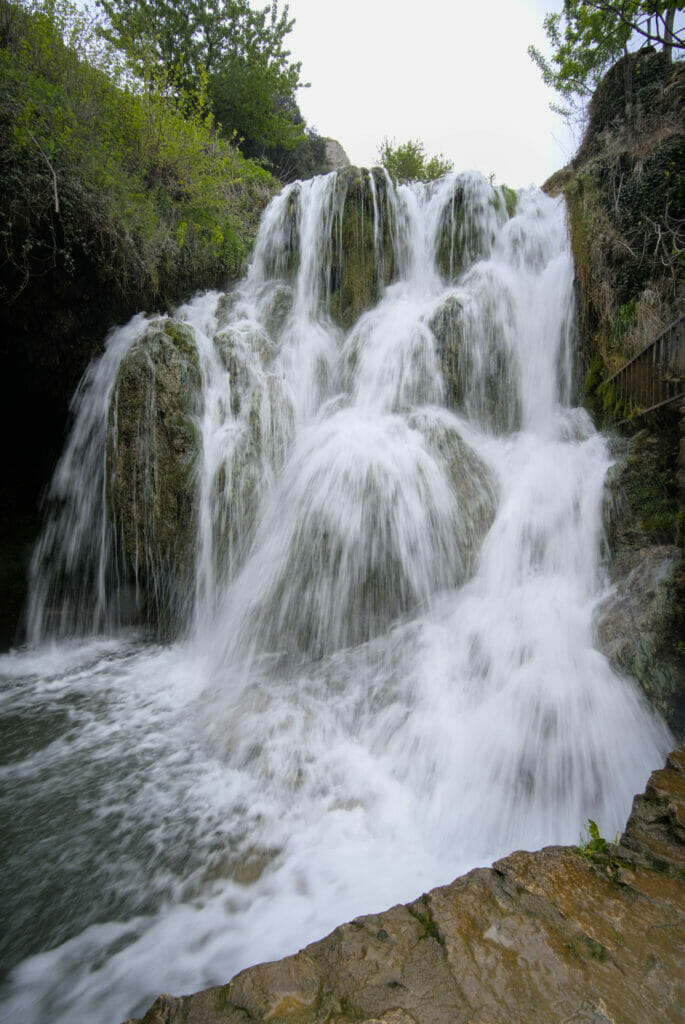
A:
126 746 685 1024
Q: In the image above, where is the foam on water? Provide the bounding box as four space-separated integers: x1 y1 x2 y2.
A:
1 170 672 1024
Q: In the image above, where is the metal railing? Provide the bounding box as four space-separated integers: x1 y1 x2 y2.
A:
606 314 685 415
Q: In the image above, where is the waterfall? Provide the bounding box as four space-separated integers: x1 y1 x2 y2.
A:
1 169 671 1024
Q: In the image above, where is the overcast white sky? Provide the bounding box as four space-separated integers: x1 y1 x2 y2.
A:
284 0 576 187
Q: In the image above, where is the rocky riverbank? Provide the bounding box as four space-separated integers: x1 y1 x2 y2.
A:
126 744 685 1024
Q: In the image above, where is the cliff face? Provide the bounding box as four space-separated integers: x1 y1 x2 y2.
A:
548 49 685 739
127 745 685 1024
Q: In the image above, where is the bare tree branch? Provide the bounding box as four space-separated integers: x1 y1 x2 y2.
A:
582 1 685 50
27 130 59 214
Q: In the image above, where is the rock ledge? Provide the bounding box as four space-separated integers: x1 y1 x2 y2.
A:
127 747 685 1024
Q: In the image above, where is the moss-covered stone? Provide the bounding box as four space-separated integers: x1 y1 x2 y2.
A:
328 167 396 328
408 410 498 556
428 293 520 431
435 177 497 281
211 346 294 586
215 323 275 416
597 427 684 737
261 281 294 340
106 317 202 633
566 51 684 380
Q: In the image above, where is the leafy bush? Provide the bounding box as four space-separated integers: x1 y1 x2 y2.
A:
377 137 453 185
0 0 277 308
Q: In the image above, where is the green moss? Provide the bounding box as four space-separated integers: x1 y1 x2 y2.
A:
583 937 611 962
407 894 445 946
328 167 395 328
105 318 202 634
0 0 277 318
501 184 518 218
338 995 366 1020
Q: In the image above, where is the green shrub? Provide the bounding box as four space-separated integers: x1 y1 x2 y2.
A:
0 0 276 309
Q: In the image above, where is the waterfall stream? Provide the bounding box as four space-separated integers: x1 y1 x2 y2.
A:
0 170 672 1024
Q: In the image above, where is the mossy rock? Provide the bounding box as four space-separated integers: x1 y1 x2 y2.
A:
428 293 520 431
215 290 239 328
598 424 684 737
429 295 465 409
214 323 275 416
106 317 202 633
213 371 294 585
244 408 492 657
604 428 679 553
435 176 498 281
491 184 518 219
408 410 498 559
328 167 396 328
260 281 294 340
258 184 302 282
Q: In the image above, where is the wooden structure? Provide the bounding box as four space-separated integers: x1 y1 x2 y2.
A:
606 314 685 416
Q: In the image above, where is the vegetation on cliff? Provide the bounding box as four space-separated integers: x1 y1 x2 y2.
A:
529 2 683 121
542 42 684 736
95 0 329 183
0 0 277 316
377 137 453 185
0 0 322 644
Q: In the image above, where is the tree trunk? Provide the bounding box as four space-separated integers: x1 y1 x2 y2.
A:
623 44 633 119
664 7 676 62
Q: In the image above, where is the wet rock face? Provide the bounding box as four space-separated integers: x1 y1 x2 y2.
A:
106 318 201 632
126 745 685 1024
428 291 520 432
328 167 396 329
595 428 684 738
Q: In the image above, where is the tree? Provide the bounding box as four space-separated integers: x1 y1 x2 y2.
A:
377 138 453 184
96 0 306 153
529 2 684 119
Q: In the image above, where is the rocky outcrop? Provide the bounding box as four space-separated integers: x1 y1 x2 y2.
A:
428 292 520 431
557 49 684 737
328 167 396 329
106 318 202 632
126 745 685 1024
559 49 683 378
323 139 351 172
434 176 507 282
594 426 684 738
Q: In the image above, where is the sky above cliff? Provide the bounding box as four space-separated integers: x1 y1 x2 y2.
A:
286 0 574 187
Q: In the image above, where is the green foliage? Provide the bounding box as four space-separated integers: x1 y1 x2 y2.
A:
528 2 683 119
377 137 453 185
501 184 518 218
577 818 609 856
96 0 306 157
240 94 329 183
0 0 275 308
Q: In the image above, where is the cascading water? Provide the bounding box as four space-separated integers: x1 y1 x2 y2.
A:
0 169 672 1024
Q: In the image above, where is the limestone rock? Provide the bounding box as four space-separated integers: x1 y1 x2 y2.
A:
323 139 351 172
435 176 499 282
328 167 396 329
428 292 520 431
125 747 685 1024
408 410 498 549
596 428 684 737
106 317 201 632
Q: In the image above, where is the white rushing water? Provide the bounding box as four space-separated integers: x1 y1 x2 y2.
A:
1 170 672 1024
